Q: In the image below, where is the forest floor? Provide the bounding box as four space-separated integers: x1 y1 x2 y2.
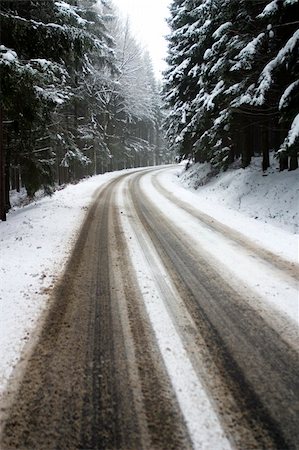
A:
0 161 298 449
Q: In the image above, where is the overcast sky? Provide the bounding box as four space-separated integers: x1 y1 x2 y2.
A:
115 0 171 79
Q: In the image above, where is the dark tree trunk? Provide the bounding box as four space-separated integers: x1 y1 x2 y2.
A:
223 133 234 166
5 144 11 212
289 150 298 171
279 152 289 171
195 151 204 163
0 108 6 221
228 146 235 165
241 133 251 168
16 165 20 192
261 125 270 171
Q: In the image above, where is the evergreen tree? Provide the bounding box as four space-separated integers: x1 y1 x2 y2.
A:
0 0 70 203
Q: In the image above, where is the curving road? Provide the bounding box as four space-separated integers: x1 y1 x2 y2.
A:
1 167 298 450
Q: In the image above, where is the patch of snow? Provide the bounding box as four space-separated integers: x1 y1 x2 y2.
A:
172 57 191 78
212 22 232 40
203 48 212 61
55 1 88 25
0 46 17 63
31 58 51 68
269 30 275 38
282 113 299 147
34 86 68 104
279 80 299 110
205 80 224 110
258 0 278 17
9 189 28 208
259 0 296 17
231 33 265 71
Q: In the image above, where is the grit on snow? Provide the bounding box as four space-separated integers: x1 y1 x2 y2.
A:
0 159 298 410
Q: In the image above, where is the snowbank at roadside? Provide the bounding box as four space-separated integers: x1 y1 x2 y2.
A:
177 156 299 235
0 170 125 396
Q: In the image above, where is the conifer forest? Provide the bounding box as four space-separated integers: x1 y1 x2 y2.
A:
0 0 298 222
163 0 299 173
0 0 167 220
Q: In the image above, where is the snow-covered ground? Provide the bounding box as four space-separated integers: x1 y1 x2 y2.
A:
144 169 298 338
157 157 298 327
0 160 298 444
163 157 299 267
178 156 299 235
0 170 130 397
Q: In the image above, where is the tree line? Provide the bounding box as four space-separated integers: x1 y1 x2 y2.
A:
0 0 167 221
163 0 299 172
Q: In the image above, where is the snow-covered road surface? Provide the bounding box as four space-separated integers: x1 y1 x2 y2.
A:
1 166 298 449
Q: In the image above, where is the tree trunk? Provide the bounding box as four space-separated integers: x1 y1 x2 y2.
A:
5 149 11 212
16 165 20 193
241 132 251 168
261 125 270 171
0 108 6 221
279 151 289 171
289 150 298 171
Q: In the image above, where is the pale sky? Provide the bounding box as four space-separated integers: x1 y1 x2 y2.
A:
115 0 171 79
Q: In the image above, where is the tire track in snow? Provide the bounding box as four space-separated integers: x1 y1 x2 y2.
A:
153 170 299 282
0 171 190 450
118 177 232 450
128 169 299 450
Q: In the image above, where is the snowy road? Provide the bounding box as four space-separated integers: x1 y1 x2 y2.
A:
1 167 299 449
